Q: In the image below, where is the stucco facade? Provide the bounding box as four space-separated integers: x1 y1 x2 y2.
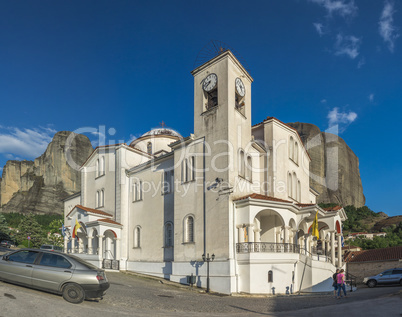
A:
63 50 347 294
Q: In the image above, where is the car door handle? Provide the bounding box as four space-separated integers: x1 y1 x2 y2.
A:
64 270 71 273
26 265 32 267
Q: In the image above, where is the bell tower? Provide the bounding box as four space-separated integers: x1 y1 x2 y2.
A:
191 50 253 183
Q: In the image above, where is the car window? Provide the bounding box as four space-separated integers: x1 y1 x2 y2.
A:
382 270 393 275
67 254 99 270
39 253 72 268
392 269 402 275
8 251 39 264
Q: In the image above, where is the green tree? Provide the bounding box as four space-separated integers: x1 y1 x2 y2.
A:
15 213 46 248
48 219 64 247
0 214 11 241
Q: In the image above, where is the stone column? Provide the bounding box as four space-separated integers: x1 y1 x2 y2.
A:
248 224 254 243
71 239 75 254
64 237 68 253
87 236 93 255
114 238 121 261
254 228 262 243
97 235 104 259
337 233 343 268
283 226 290 244
330 231 336 266
276 229 281 244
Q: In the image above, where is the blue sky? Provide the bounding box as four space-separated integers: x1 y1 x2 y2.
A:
0 0 400 216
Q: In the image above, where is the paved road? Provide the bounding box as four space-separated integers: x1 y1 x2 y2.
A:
0 247 401 316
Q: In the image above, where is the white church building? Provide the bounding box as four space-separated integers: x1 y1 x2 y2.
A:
63 50 347 294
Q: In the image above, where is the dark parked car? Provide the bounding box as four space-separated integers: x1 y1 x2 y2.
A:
363 268 402 288
0 249 109 303
0 240 13 248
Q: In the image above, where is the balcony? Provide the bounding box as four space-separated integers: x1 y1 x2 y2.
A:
236 242 300 254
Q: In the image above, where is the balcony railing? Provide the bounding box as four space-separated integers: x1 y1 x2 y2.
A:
236 242 300 254
236 242 333 263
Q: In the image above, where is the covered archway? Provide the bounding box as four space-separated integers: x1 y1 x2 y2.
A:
104 229 117 260
254 209 285 244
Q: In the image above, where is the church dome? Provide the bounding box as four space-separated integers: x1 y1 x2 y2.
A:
140 128 182 139
129 126 182 156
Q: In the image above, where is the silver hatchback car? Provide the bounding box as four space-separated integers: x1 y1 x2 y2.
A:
0 249 109 303
363 268 402 288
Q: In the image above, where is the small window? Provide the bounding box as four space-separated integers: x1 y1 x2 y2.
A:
95 159 99 177
133 181 142 201
239 150 245 178
147 142 152 155
134 227 141 248
185 216 194 243
268 270 273 283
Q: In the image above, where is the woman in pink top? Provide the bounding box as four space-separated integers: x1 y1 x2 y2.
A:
337 269 347 298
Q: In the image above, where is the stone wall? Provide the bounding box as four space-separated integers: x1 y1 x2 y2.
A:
347 261 400 284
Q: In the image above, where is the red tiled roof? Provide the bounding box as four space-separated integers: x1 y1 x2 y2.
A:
233 193 292 203
296 203 316 208
97 218 122 226
66 205 113 218
323 205 343 212
344 246 402 263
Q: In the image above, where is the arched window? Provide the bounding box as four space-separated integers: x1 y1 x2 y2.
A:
133 180 142 201
96 191 99 207
185 216 194 243
189 156 195 181
147 142 152 155
288 173 292 198
294 142 299 164
182 159 188 183
268 270 273 283
165 223 173 247
134 226 141 248
292 173 297 199
297 180 301 202
100 189 104 207
289 137 294 160
239 150 245 178
246 155 252 182
99 156 105 176
95 159 99 177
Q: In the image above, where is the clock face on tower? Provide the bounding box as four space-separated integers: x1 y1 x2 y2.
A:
202 73 218 92
235 77 245 97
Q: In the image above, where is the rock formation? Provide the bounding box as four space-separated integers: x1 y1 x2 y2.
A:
288 122 365 207
0 131 93 215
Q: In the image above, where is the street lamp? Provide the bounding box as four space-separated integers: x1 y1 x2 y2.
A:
202 253 215 293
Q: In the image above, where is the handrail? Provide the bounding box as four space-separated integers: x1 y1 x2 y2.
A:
345 271 357 292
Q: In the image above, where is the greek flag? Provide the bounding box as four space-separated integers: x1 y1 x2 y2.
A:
341 236 345 247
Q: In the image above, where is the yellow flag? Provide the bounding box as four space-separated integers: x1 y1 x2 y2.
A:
73 219 81 238
312 211 319 239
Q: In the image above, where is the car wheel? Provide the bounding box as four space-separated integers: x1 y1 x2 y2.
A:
367 280 377 288
62 283 85 304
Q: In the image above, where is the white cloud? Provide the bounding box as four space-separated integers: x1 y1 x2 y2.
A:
313 23 325 36
327 107 357 130
334 34 361 59
321 99 327 103
369 94 374 102
0 126 56 159
379 1 399 52
309 0 358 18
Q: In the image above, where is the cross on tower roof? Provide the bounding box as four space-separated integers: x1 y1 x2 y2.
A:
159 121 166 128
